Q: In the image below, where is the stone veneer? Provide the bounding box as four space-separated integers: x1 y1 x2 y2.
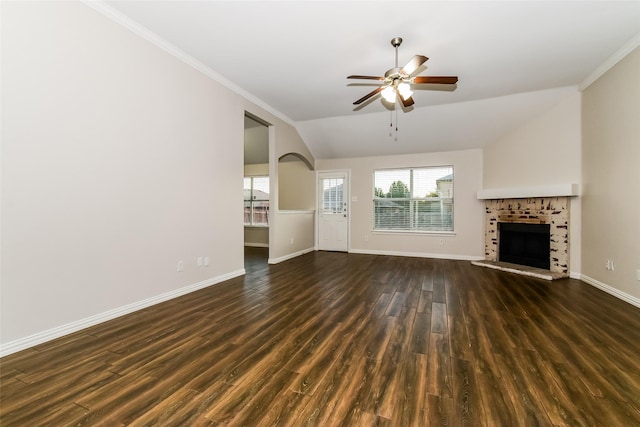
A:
484 197 569 275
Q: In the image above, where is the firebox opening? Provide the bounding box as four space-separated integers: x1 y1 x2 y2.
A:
498 222 551 270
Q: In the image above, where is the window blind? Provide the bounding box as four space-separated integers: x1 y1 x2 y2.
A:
373 166 453 232
244 176 270 226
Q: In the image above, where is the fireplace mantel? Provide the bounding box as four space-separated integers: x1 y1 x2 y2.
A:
477 183 579 200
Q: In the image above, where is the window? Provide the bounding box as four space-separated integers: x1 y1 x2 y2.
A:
321 177 344 213
373 166 453 232
244 176 269 226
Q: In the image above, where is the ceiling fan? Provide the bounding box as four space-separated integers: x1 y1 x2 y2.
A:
347 37 458 108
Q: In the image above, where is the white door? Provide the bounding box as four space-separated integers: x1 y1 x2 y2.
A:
318 172 349 252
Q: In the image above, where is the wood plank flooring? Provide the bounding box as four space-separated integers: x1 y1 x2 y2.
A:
2 247 640 426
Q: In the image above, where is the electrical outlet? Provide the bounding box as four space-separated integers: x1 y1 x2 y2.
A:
605 260 610 270
177 260 184 272
439 239 444 246
364 235 369 242
197 257 203 267
290 237 294 245
610 261 615 271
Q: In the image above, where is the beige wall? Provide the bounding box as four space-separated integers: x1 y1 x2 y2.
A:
483 90 581 188
582 46 640 301
317 149 484 259
244 163 269 176
269 211 315 264
0 1 314 352
482 90 582 274
278 159 315 210
244 227 269 247
271 157 316 262
268 125 316 262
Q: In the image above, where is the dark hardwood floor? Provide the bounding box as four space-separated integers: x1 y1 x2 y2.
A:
2 248 640 426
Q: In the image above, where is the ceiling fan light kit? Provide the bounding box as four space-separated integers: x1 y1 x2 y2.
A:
381 86 396 103
348 37 458 109
397 82 413 100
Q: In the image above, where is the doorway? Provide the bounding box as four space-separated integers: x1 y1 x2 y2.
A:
318 171 349 252
244 113 270 268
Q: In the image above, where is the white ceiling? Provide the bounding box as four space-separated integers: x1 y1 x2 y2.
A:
105 1 640 159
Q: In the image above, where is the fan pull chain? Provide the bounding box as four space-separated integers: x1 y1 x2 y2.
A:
389 110 393 136
395 109 398 141
389 108 399 141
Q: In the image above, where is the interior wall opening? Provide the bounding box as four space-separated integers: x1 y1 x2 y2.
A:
278 153 315 211
244 113 270 265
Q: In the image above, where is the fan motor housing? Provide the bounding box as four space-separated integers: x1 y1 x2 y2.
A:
384 67 408 83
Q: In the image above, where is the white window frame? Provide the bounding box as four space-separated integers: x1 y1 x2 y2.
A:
372 166 454 233
244 175 270 227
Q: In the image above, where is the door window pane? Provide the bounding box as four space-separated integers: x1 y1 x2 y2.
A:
322 178 344 213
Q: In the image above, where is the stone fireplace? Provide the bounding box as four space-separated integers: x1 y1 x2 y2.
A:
481 197 570 277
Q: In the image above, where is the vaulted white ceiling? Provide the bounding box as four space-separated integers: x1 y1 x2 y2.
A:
105 1 640 159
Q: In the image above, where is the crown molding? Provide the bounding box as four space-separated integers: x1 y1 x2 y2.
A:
82 1 295 127
579 31 640 91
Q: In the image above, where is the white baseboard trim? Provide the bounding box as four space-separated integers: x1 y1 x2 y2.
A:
268 247 314 264
580 274 640 309
348 248 484 261
569 271 581 280
0 269 245 358
244 243 269 248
